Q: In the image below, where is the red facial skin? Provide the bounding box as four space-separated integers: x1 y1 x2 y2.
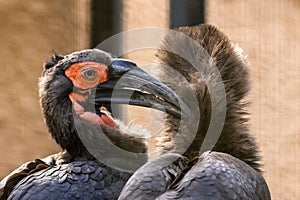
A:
65 62 116 128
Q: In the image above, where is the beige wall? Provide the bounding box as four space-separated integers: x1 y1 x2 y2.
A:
0 0 90 177
206 0 300 199
122 0 170 126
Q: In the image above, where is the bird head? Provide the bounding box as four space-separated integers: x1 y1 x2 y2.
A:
39 49 182 159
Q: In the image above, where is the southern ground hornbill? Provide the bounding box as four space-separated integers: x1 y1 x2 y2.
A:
0 24 270 200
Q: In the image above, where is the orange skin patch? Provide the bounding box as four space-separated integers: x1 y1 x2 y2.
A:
71 91 90 102
66 62 116 128
65 62 108 102
65 62 108 89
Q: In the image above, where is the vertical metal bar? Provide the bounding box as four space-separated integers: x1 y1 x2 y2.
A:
170 0 205 28
90 0 122 116
91 0 112 46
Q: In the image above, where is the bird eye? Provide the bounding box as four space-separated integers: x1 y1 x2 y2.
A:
81 68 97 81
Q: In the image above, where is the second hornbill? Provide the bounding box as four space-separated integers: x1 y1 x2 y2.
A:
0 24 271 200
118 25 271 199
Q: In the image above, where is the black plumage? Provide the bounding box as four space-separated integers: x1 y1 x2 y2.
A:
8 160 130 200
1 51 137 200
1 48 172 199
1 24 271 200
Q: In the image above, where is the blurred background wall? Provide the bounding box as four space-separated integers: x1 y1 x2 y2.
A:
0 0 299 199
0 0 89 178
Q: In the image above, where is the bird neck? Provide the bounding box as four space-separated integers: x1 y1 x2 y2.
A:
39 70 93 159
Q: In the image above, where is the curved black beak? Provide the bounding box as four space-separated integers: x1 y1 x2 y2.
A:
93 59 184 118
